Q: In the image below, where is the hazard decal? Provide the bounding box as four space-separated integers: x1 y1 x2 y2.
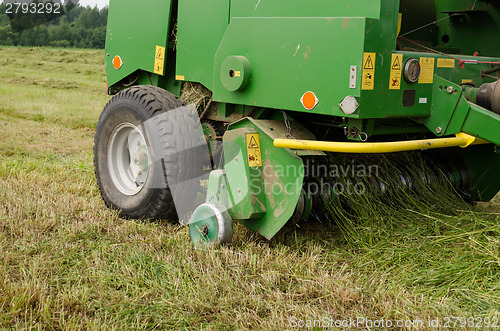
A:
389 54 403 90
246 133 262 167
154 46 166 75
362 52 376 90
419 58 435 84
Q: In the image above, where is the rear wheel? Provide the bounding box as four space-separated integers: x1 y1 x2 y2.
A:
94 85 185 220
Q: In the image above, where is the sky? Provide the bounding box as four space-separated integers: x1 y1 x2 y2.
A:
78 0 109 9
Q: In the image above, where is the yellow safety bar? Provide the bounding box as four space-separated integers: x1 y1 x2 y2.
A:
274 133 488 154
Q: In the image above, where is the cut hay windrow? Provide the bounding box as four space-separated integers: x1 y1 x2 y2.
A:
315 151 470 245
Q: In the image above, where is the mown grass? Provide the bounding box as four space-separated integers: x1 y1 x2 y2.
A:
0 47 499 330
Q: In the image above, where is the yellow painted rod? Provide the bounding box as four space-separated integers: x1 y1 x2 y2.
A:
274 133 487 154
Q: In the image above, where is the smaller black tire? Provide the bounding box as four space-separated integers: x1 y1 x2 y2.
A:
94 85 186 220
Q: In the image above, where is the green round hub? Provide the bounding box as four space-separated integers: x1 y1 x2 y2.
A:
220 55 252 92
189 203 233 249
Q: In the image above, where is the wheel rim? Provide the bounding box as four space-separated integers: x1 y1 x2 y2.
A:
108 122 150 196
190 207 220 249
189 203 233 249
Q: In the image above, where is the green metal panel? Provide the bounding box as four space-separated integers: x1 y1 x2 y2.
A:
357 0 408 119
235 119 304 240
462 103 500 146
217 118 304 239
223 128 267 220
416 76 500 146
105 0 173 87
175 0 230 90
230 0 381 19
434 0 500 57
213 17 366 116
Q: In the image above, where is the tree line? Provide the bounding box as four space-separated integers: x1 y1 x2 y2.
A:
0 4 107 49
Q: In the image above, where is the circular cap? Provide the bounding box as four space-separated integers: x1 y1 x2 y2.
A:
190 203 233 249
220 56 252 92
339 96 359 115
403 58 420 83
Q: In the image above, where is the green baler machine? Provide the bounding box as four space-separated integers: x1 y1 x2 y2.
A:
94 0 500 247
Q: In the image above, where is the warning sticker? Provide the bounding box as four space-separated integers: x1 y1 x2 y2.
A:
437 58 455 68
419 58 435 84
389 54 403 90
246 133 262 167
362 52 376 90
154 45 166 75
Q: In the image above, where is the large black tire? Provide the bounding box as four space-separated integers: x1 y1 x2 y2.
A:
94 85 195 221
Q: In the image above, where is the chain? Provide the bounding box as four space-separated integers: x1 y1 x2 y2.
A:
282 110 294 138
345 126 368 141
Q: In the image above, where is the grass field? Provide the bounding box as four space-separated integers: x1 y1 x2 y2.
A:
0 47 499 330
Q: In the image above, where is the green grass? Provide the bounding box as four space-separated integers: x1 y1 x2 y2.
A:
0 47 499 330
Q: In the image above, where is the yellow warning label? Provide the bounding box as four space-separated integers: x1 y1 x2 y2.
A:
437 58 455 68
362 52 376 90
462 79 474 84
235 71 241 77
154 46 166 75
175 75 185 81
389 54 403 90
419 57 435 84
246 133 262 167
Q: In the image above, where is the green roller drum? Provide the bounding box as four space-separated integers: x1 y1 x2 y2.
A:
95 0 500 247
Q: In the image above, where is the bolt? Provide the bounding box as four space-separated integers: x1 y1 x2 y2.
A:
436 127 443 134
201 225 209 236
137 141 141 146
237 188 242 193
446 86 454 94
133 156 139 164
137 170 142 176
234 157 239 162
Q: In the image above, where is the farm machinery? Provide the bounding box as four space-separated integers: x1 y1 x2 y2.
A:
94 0 500 247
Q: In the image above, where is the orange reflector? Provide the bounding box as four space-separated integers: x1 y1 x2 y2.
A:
113 56 122 69
300 91 319 110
